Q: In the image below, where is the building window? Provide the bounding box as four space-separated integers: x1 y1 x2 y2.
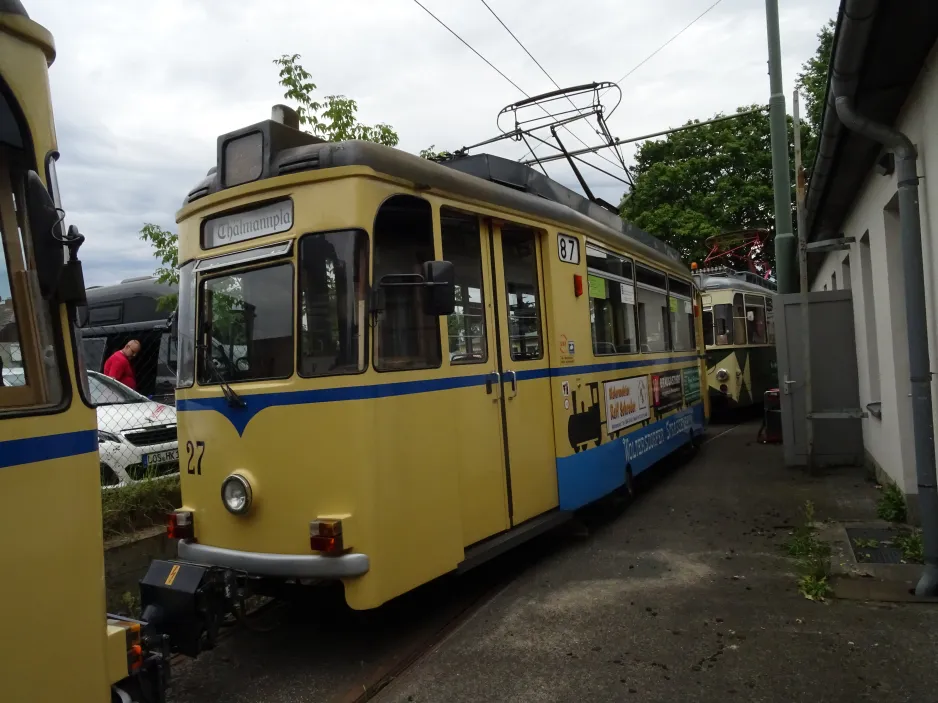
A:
587 245 637 355
373 195 441 371
442 208 486 364
636 265 669 353
831 271 837 290
745 294 766 344
668 277 695 351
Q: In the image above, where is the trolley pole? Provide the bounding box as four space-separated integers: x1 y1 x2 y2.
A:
793 91 813 471
764 0 796 294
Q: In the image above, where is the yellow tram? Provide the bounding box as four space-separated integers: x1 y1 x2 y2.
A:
694 265 777 410
142 106 709 643
0 2 166 701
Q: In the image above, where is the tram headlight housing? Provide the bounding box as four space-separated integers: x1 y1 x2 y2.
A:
221 474 253 515
716 368 730 382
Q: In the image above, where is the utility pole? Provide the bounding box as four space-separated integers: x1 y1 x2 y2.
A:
764 0 796 294
793 91 813 472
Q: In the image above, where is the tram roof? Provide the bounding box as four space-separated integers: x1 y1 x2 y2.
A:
183 118 687 275
694 268 776 295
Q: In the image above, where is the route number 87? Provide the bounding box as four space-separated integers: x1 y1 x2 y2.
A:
557 233 580 264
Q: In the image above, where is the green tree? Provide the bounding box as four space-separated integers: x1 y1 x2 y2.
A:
138 223 178 310
420 145 455 161
622 105 812 270
796 19 835 157
273 54 399 146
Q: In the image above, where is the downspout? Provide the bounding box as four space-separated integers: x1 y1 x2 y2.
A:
833 0 938 597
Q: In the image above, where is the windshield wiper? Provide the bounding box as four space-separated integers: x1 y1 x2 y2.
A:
198 345 246 409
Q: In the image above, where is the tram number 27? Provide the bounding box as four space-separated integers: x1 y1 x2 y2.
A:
557 233 580 264
186 440 205 475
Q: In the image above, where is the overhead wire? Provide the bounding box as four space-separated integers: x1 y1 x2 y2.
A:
477 0 629 176
412 0 629 185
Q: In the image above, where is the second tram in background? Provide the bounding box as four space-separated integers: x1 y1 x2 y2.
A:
694 265 777 411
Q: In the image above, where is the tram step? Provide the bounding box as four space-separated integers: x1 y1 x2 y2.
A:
457 510 573 573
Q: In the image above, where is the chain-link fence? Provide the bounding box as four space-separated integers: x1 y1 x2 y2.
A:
79 323 179 488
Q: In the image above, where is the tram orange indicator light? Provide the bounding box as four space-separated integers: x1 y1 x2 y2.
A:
573 274 583 297
310 519 344 553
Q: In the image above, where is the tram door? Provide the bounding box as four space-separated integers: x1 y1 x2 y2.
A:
488 221 559 525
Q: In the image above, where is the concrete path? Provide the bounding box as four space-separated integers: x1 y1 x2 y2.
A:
375 421 938 703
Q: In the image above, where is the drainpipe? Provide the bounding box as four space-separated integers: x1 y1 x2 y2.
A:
832 0 938 597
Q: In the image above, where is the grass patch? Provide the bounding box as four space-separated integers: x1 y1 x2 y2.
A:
786 501 832 601
895 531 924 564
876 482 907 523
102 475 181 538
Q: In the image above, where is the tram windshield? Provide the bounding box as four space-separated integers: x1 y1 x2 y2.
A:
198 263 293 384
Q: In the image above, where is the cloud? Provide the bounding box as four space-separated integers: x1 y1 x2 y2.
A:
27 0 838 285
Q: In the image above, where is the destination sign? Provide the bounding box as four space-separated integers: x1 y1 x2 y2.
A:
203 199 293 249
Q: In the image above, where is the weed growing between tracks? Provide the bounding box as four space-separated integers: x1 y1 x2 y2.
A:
876 482 907 523
785 501 832 601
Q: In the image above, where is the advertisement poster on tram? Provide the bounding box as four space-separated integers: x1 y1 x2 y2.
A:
604 376 649 434
651 370 683 412
682 367 701 404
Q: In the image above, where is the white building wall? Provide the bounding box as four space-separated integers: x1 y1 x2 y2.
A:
809 40 938 496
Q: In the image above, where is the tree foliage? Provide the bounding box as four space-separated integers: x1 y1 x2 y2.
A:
796 19 836 147
420 145 455 161
273 54 399 146
622 106 811 268
138 223 179 310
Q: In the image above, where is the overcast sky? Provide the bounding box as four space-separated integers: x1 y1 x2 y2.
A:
29 0 838 287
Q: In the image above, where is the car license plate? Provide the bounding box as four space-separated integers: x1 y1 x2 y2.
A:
143 448 179 467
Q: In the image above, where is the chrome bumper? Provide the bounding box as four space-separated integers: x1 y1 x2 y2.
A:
176 540 370 579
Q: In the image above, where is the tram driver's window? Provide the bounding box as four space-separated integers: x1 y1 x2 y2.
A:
502 225 543 361
299 230 369 377
713 304 734 345
732 293 747 344
374 195 441 371
0 235 25 390
441 208 486 364
745 294 767 344
635 265 669 353
199 263 294 384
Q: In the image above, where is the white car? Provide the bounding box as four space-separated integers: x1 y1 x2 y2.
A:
88 371 179 486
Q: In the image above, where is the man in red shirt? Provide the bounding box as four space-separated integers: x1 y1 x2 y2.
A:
103 339 140 390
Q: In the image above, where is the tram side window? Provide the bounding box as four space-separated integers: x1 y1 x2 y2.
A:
713 304 734 345
635 265 669 353
374 195 441 371
732 293 747 344
299 230 369 377
745 294 767 344
442 208 486 364
502 225 543 361
765 296 776 344
0 158 63 409
667 277 695 352
199 263 294 384
703 309 714 346
587 245 637 355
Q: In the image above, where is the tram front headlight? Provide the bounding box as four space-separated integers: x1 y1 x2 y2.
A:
221 474 252 515
716 368 730 382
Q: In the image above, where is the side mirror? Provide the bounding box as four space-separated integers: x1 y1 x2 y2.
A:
422 260 455 316
24 170 64 299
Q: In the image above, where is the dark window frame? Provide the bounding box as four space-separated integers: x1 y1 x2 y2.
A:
372 193 442 373
586 244 639 357
197 260 296 386
501 224 545 362
296 228 370 379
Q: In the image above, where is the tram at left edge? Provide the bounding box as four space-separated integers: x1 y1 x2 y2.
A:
0 3 169 701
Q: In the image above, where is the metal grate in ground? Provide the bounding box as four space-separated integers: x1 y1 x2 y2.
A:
846 527 904 564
